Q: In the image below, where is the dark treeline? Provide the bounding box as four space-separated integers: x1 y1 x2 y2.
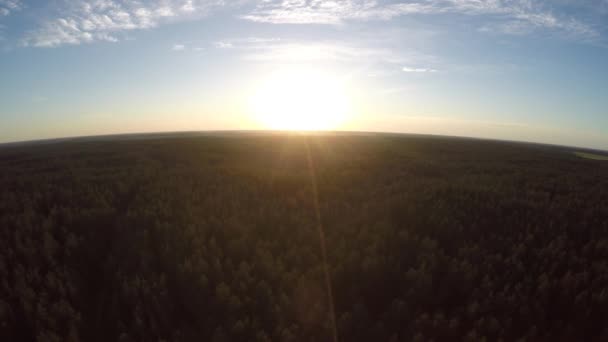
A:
1 133 608 341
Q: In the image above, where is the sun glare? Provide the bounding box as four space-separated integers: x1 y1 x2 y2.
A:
250 67 351 131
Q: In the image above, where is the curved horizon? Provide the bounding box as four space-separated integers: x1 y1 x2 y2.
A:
1 1 607 150
2 129 607 154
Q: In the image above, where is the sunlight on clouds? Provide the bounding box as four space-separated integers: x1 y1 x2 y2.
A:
247 43 340 61
234 39 433 67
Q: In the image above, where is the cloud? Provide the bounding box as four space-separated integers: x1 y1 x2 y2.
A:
241 0 598 39
172 43 185 51
169 42 208 51
0 0 22 17
214 41 234 48
10 0 604 48
475 2 599 39
182 0 196 12
240 0 436 24
210 37 436 69
0 1 22 43
21 0 225 48
211 37 282 51
403 66 438 73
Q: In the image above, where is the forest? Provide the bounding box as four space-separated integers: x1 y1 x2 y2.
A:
1 132 608 342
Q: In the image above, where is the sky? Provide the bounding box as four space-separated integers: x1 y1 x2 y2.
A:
0 0 607 149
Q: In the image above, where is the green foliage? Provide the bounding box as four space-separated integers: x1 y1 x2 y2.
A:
1 133 608 341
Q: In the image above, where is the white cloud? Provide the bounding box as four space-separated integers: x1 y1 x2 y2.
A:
0 0 21 10
182 0 196 12
241 0 427 24
241 0 597 39
172 43 185 50
214 41 234 48
403 66 438 73
0 0 23 17
211 37 281 50
212 37 435 67
22 0 226 48
10 0 605 48
475 2 599 39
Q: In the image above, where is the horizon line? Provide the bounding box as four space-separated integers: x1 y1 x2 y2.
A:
1 129 607 154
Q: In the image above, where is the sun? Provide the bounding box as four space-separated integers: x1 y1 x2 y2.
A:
249 66 351 131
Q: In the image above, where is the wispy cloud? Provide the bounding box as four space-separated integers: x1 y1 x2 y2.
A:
0 0 22 42
241 1 437 24
21 0 225 48
0 0 22 17
211 37 434 67
403 66 438 73
7 0 605 48
473 1 599 39
214 41 234 48
207 36 442 78
212 37 282 48
172 43 185 51
241 0 598 40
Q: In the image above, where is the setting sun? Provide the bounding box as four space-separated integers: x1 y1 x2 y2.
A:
3 1 608 341
250 67 351 131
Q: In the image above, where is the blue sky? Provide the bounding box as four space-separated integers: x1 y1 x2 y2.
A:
0 0 607 149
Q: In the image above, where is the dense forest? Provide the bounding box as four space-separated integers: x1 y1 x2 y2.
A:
1 132 608 342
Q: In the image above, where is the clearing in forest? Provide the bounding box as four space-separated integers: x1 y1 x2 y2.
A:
575 151 608 160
